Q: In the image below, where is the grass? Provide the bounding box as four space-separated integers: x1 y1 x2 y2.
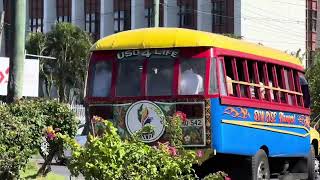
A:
20 161 65 180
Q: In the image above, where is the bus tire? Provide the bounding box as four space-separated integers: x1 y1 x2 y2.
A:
252 149 270 180
307 145 316 180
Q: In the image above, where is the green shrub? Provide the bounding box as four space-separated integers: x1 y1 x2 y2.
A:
62 113 228 180
3 99 79 176
62 120 197 180
0 106 35 179
8 100 46 151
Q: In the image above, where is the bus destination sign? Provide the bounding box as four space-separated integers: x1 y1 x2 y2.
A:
117 49 179 60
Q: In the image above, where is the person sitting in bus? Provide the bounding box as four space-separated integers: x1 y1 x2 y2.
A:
180 69 203 95
226 76 234 95
259 81 274 100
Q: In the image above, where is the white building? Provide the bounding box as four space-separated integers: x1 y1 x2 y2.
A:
0 0 315 67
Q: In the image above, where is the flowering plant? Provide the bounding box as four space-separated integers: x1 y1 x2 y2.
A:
90 115 106 137
44 126 61 141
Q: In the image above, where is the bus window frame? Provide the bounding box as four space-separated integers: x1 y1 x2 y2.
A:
214 47 309 115
87 51 116 99
85 48 213 102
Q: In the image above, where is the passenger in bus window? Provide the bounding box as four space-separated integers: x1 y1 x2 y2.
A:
180 69 203 95
260 82 265 99
269 81 274 100
226 76 233 95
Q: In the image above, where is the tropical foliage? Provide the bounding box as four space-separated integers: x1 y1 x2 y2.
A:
306 52 320 116
26 22 93 103
62 113 227 180
0 99 79 179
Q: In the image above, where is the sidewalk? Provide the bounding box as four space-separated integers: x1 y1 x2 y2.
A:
33 158 84 180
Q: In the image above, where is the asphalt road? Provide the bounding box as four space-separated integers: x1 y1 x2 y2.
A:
49 164 312 180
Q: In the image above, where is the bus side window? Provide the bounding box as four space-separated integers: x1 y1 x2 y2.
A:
236 59 249 98
299 73 310 108
257 62 266 100
224 57 235 96
276 66 286 103
247 60 259 99
283 69 293 105
218 58 227 96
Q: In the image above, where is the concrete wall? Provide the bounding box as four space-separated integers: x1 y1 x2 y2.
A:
100 0 114 38
164 0 179 27
197 0 212 32
131 0 145 29
237 0 306 65
43 0 57 32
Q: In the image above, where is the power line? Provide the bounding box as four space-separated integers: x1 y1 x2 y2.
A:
161 2 306 24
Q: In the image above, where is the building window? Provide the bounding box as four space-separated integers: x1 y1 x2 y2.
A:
114 0 131 33
29 0 44 32
57 0 71 22
144 0 164 27
212 0 225 26
145 0 153 27
212 0 234 34
177 0 197 29
85 0 100 39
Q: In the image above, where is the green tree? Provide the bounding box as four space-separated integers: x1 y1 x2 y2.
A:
306 52 320 115
26 22 93 103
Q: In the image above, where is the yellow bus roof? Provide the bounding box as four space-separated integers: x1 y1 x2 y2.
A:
91 28 302 66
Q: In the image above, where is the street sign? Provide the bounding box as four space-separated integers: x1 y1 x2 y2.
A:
0 57 39 97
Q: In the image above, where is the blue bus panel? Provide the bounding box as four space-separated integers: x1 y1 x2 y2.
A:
210 98 310 157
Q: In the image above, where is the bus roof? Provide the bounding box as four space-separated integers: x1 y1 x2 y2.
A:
91 28 302 66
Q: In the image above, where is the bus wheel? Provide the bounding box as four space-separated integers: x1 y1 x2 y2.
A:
252 149 270 180
307 145 316 180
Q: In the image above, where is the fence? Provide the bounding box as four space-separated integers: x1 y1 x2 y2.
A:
68 104 86 125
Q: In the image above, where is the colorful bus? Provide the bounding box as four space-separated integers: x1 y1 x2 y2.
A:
85 28 313 179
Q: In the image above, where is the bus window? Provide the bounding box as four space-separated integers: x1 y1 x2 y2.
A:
257 62 266 100
283 69 293 105
275 66 286 103
236 60 248 98
209 58 218 94
91 61 112 97
218 59 227 96
299 73 310 108
267 64 275 101
224 57 236 96
247 60 259 99
147 57 174 96
294 71 304 106
180 58 206 95
116 58 144 96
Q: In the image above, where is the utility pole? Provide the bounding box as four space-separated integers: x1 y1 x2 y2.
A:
153 0 160 27
7 0 26 103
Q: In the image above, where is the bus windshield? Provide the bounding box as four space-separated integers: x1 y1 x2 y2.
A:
89 50 209 97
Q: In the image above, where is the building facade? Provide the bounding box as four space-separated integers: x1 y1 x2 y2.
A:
0 0 315 67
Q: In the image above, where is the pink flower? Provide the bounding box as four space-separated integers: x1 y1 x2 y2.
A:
196 150 204 158
225 177 231 180
173 111 187 122
47 132 56 140
168 146 178 156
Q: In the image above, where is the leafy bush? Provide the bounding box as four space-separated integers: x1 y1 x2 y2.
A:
62 113 228 180
62 118 197 180
8 99 79 151
8 100 47 152
0 106 35 179
0 99 79 177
